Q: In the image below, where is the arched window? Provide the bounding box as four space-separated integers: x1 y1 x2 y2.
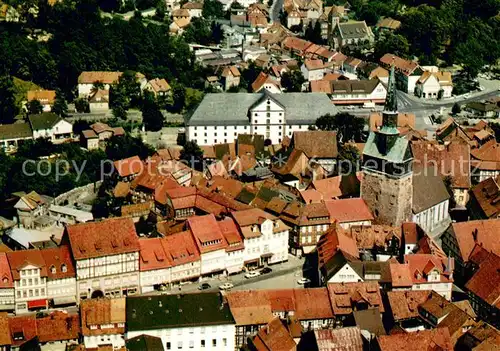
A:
61 264 67 273
50 265 56 274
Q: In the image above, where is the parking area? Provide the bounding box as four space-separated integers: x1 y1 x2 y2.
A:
151 254 316 295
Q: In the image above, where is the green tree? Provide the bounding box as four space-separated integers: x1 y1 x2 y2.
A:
0 75 17 124
51 89 68 117
73 120 91 135
203 0 224 19
180 140 203 171
142 91 164 131
315 113 366 143
74 98 90 113
27 99 43 115
281 71 305 92
338 144 361 175
106 134 154 160
168 84 186 113
110 82 130 119
183 18 212 45
452 103 461 115
374 32 410 61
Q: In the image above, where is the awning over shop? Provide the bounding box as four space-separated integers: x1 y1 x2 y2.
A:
28 299 47 309
53 296 77 306
260 253 273 258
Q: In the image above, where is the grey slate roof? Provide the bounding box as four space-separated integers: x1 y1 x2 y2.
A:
187 92 337 126
0 123 33 140
126 293 235 331
28 113 62 131
126 334 165 351
338 21 371 39
412 165 450 213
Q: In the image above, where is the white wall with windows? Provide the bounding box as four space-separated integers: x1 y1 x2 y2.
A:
126 324 236 351
13 265 48 313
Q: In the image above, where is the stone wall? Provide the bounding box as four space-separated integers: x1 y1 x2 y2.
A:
54 181 102 206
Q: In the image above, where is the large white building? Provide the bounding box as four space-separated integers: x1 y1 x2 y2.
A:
186 92 337 145
126 293 236 351
62 217 141 300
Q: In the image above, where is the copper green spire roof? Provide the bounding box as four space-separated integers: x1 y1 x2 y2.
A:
384 65 398 113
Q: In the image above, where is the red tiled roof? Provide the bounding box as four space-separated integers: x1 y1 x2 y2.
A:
0 312 11 346
293 288 334 319
317 225 359 263
218 218 244 251
39 246 75 280
310 80 332 93
311 173 362 200
139 238 171 272
161 230 200 267
187 214 228 253
80 298 126 337
9 315 37 347
450 219 500 260
0 253 13 288
324 198 374 223
379 54 420 76
194 195 226 217
471 139 500 162
37 312 80 343
377 327 453 351
314 328 364 351
6 249 47 280
349 224 401 250
113 156 142 177
389 263 413 287
154 178 182 205
65 218 140 260
267 289 296 312
225 290 274 325
231 208 276 227
252 317 296 351
465 252 500 308
404 254 453 284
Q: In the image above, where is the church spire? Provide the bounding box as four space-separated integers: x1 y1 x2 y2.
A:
384 64 398 113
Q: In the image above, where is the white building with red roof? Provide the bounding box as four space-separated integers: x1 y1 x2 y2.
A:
231 208 290 269
40 246 77 308
187 214 229 276
138 238 172 293
162 231 201 284
62 217 140 300
0 253 14 312
404 254 454 300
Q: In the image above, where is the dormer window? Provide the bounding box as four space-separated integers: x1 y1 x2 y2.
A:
61 264 67 273
50 266 56 274
2 277 8 284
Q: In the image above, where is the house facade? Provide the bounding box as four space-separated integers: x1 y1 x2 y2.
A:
330 79 387 105
28 113 73 143
0 123 33 154
0 253 14 312
62 218 140 300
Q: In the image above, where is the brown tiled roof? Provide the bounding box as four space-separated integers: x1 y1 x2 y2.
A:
153 178 181 205
65 217 140 260
40 246 75 280
221 66 241 77
325 198 374 224
450 219 500 260
314 327 363 351
389 263 413 288
282 36 313 54
252 317 296 351
465 252 500 308
379 54 420 76
292 131 338 158
387 290 433 321
310 80 333 93
225 290 274 325
311 173 362 200
147 78 171 93
267 289 296 312
411 140 471 189
91 122 113 134
317 225 359 265
9 315 37 347
172 8 189 17
293 288 334 319
80 298 126 336
78 71 122 84
377 328 453 351
327 282 384 315
114 156 143 177
139 238 171 271
6 249 47 280
471 139 500 162
27 90 56 104
37 312 80 343
156 220 185 236
161 231 200 267
404 254 453 284
272 149 308 176
231 208 276 227
251 72 280 92
265 196 288 215
0 253 13 288
187 214 228 253
470 177 500 218
0 312 11 346
369 112 415 132
182 1 203 9
376 17 401 30
82 129 98 139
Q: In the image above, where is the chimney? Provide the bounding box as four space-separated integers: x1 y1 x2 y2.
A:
266 325 270 334
472 228 478 242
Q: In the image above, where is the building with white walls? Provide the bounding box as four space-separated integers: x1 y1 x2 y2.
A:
186 92 337 145
126 293 236 351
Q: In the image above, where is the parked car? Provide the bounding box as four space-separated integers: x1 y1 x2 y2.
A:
219 283 234 290
260 267 273 274
297 278 311 285
245 271 261 279
198 283 211 290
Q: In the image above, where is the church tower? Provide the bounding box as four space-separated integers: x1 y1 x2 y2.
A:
361 65 413 227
